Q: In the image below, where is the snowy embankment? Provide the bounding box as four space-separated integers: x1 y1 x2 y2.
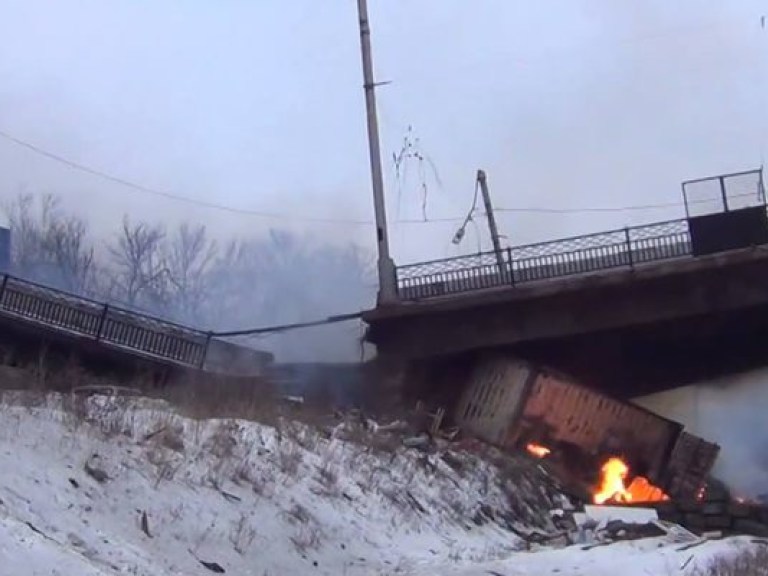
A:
0 392 758 575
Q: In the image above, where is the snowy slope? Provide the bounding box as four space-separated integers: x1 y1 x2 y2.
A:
0 392 757 575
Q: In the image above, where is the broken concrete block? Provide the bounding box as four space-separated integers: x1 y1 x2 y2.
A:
703 515 732 530
582 505 659 526
728 502 752 518
734 519 768 537
702 502 727 516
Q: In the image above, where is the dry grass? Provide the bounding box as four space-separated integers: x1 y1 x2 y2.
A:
157 372 280 424
282 502 314 526
317 460 338 489
695 546 768 576
290 525 322 555
277 443 303 476
229 513 257 555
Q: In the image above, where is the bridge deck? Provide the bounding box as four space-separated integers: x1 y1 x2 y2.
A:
0 274 258 373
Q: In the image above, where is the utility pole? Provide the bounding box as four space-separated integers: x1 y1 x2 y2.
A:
476 169 505 271
356 0 397 305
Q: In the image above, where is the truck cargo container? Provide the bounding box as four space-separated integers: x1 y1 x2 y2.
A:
455 354 718 500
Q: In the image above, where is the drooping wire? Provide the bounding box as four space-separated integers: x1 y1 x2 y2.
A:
391 126 443 221
452 176 481 246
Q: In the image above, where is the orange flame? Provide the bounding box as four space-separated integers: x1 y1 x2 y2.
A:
526 442 551 459
593 457 669 505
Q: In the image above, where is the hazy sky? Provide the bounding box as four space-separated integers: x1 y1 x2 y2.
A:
0 0 766 265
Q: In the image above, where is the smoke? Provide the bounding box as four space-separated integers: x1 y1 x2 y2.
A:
634 368 768 498
3 193 376 364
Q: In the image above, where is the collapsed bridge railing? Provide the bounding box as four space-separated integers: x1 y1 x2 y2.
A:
0 274 210 369
396 219 692 301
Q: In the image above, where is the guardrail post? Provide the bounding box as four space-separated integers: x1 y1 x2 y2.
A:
719 176 729 212
198 331 213 370
96 304 109 341
625 227 634 269
0 274 8 305
507 247 515 286
393 267 400 299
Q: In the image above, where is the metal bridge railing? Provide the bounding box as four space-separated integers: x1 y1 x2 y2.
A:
0 274 210 368
396 219 692 300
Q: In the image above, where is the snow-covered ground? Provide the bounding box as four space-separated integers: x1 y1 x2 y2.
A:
0 392 758 575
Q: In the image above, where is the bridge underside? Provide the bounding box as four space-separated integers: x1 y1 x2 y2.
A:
517 304 768 398
365 246 768 399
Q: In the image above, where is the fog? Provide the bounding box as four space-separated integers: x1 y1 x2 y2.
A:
0 1 766 360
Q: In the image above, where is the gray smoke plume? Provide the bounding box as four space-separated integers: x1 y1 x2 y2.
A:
635 368 768 498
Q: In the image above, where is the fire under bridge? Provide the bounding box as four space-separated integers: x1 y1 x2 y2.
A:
364 169 768 398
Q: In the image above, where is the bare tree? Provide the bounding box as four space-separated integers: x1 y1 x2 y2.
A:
164 223 217 322
107 216 168 309
202 238 268 329
4 193 96 294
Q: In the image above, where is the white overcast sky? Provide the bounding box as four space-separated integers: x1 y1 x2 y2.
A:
0 0 766 264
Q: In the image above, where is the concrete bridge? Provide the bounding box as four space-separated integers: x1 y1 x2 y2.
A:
363 170 768 399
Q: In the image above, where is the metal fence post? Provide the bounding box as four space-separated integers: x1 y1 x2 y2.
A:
96 304 109 341
198 331 213 370
719 176 729 212
625 227 634 269
0 275 9 306
507 247 515 286
393 267 400 299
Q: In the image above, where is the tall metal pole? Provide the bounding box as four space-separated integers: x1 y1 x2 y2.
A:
476 170 505 270
357 0 397 305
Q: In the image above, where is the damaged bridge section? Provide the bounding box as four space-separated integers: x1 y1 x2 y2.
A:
0 274 272 386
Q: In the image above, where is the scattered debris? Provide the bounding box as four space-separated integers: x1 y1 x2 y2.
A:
577 505 659 526
365 420 407 434
281 396 304 406
140 511 151 538
142 426 167 442
405 491 426 514
199 559 226 573
25 521 56 542
189 548 225 573
221 490 242 503
83 454 109 483
72 385 142 397
402 434 430 449
653 521 698 544
677 539 709 552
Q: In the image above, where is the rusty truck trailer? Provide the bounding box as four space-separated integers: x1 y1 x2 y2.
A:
455 354 718 500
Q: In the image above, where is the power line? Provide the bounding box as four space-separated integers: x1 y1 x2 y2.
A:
0 127 744 221
495 190 762 215
494 201 683 214
0 128 381 225
0 128 466 226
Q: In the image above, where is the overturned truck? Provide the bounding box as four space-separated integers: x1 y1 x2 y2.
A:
454 355 719 501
